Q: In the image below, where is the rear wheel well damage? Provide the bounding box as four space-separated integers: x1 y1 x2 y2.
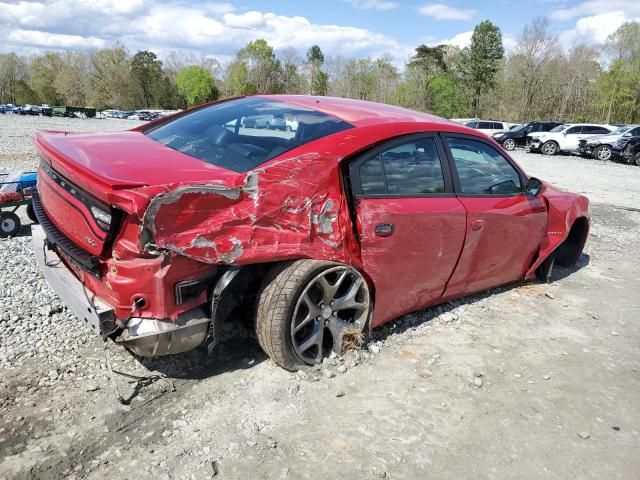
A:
204 262 273 350
555 216 589 267
205 259 375 354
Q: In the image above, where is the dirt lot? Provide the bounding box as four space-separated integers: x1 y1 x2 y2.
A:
1 115 639 480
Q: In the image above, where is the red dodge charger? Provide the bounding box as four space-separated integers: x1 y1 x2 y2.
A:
31 96 590 370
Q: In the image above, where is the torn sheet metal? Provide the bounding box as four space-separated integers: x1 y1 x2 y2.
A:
139 153 356 266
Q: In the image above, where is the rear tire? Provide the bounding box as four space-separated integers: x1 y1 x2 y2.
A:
255 260 371 371
541 141 558 156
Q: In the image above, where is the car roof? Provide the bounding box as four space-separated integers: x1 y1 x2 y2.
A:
259 94 461 129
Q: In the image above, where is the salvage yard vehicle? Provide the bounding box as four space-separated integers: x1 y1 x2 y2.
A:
463 119 513 136
578 125 640 161
529 123 615 155
492 121 562 151
31 96 591 370
612 135 640 165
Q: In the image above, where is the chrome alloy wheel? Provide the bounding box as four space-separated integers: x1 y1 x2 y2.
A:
291 266 370 364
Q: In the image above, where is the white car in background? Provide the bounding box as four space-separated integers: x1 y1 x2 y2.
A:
529 123 616 156
464 120 514 136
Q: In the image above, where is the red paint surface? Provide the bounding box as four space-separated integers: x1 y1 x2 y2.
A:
444 195 548 297
356 197 466 326
34 95 590 325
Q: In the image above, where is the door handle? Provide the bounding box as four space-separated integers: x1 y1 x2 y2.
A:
375 223 394 237
471 220 485 231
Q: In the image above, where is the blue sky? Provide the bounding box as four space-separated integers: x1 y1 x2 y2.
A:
0 0 638 63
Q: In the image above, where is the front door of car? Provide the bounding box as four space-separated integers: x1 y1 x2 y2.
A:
441 135 548 297
350 134 467 327
560 126 584 150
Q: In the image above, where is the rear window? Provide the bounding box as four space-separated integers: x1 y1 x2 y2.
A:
144 97 353 172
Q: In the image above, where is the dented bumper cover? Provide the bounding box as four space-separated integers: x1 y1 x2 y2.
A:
32 224 211 355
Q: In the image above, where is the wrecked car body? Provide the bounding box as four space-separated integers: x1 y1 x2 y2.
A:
31 96 590 370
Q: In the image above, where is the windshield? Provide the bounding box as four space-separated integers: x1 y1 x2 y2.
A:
145 97 353 172
611 126 631 135
511 124 527 132
550 125 567 133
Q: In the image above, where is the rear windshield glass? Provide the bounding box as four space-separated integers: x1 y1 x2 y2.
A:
144 97 353 172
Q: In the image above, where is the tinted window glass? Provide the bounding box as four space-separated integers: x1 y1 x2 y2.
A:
478 121 492 129
359 157 386 195
592 127 611 134
611 126 630 135
358 138 446 196
145 97 352 172
492 122 503 130
447 138 522 195
381 139 445 195
628 127 640 136
550 125 566 133
566 126 582 134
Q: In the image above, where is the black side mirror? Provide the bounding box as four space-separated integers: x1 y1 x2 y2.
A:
526 177 543 196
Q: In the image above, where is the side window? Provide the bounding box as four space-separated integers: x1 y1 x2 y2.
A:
492 122 503 130
478 121 492 129
629 127 640 136
358 156 386 195
593 127 611 134
566 126 582 134
447 137 522 195
357 137 446 196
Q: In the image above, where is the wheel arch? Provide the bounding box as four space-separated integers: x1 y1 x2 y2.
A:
525 188 590 279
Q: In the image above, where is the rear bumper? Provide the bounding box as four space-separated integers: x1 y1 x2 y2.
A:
32 224 211 355
32 224 115 335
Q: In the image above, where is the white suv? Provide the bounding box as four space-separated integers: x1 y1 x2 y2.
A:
529 124 615 155
464 120 514 136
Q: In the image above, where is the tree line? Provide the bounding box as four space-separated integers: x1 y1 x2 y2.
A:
0 17 638 124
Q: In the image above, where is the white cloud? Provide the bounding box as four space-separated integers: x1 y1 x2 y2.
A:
348 0 399 10
551 0 640 21
8 29 106 48
223 11 265 29
438 30 473 48
558 11 627 46
419 3 475 21
0 1 412 63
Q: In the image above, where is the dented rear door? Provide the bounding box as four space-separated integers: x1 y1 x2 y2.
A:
350 134 467 327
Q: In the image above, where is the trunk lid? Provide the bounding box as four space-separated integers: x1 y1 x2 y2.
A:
35 129 239 258
36 130 238 192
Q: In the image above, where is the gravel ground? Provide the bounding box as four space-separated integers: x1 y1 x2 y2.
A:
1 115 639 479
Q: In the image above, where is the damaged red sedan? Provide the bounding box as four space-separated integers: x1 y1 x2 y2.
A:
31 96 590 370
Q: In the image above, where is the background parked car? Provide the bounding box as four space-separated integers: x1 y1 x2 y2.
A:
577 125 640 161
464 120 513 136
241 114 287 130
492 121 563 151
17 105 53 116
529 124 615 155
612 135 640 165
138 112 160 121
